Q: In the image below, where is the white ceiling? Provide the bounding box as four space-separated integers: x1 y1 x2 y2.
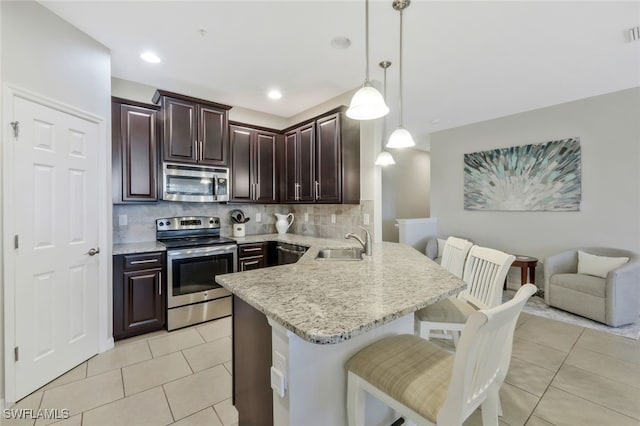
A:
41 1 640 150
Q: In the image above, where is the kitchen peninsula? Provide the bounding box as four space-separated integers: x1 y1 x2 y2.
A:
216 235 466 426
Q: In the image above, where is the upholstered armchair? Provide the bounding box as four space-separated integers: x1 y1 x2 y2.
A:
543 247 640 327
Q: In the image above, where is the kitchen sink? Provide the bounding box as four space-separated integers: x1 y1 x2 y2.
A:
315 247 364 261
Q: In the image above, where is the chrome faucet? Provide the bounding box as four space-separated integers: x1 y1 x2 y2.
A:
345 226 372 256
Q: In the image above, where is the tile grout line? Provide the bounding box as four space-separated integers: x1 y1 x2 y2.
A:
544 384 640 423
161 383 176 424
521 326 585 425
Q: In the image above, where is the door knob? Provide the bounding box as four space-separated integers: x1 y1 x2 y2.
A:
87 248 100 256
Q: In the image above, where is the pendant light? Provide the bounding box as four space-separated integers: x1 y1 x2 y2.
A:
347 0 390 120
375 61 395 166
387 0 415 148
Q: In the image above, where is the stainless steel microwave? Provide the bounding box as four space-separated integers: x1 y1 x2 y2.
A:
162 162 229 202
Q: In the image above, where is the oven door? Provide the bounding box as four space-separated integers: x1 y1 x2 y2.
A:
167 245 237 308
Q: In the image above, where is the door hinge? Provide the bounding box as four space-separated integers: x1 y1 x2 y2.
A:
14 234 19 249
10 121 19 139
14 346 19 362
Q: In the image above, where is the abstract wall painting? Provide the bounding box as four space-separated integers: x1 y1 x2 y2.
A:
464 138 582 211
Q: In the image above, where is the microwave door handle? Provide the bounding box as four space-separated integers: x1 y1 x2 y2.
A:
214 177 219 200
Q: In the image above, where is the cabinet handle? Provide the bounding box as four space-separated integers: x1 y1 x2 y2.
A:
315 181 320 200
294 183 299 201
241 260 260 271
254 182 259 200
130 259 159 265
242 247 262 252
199 141 204 161
158 272 162 296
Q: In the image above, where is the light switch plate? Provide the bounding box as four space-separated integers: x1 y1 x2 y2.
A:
256 213 262 222
363 213 370 225
331 214 336 224
119 214 127 226
270 367 286 398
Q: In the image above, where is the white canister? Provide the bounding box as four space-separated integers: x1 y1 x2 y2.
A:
233 223 246 238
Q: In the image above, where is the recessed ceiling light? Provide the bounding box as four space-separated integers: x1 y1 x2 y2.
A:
267 90 283 100
140 51 161 64
331 36 351 49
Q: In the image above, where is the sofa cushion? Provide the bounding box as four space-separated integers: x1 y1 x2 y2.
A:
550 273 606 298
577 251 629 279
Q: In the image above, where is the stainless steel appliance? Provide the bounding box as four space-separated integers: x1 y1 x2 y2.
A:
162 162 229 202
276 242 308 265
157 216 237 330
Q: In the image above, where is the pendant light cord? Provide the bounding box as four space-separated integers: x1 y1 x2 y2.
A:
399 8 404 127
365 0 370 84
382 66 387 150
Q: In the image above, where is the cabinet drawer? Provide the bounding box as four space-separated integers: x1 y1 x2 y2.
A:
123 252 165 270
238 243 264 258
239 255 265 272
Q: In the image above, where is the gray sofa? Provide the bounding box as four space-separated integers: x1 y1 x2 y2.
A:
543 247 640 327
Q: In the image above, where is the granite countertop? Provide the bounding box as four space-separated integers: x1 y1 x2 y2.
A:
113 241 166 255
216 235 466 344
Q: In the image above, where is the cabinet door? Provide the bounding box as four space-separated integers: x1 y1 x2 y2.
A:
198 105 228 166
315 114 341 203
298 123 316 202
254 131 278 203
163 97 197 163
230 125 253 202
122 268 164 336
120 104 158 202
282 131 298 202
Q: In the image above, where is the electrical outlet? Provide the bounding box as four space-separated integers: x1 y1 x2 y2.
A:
119 214 127 226
331 214 336 224
363 213 370 225
256 213 262 222
274 351 286 372
304 212 309 222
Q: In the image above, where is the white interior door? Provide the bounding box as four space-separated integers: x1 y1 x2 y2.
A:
12 95 100 400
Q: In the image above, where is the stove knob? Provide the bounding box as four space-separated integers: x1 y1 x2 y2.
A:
214 218 219 224
159 222 164 226
166 221 171 226
209 220 214 224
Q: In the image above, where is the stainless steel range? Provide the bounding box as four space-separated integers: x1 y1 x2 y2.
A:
156 216 237 330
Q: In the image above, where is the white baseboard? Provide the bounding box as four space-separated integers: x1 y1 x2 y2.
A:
99 337 115 353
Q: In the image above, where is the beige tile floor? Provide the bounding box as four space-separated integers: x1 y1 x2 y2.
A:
7 313 640 426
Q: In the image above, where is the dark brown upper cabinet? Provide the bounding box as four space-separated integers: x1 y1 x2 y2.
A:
229 123 278 203
282 108 360 204
112 97 160 204
153 90 232 167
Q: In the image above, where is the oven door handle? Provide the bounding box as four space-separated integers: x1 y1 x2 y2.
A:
167 245 237 259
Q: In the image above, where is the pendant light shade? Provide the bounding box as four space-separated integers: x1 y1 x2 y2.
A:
347 84 390 120
347 0 389 121
387 0 415 148
387 127 415 148
375 150 396 166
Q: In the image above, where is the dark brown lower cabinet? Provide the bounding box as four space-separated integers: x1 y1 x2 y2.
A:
233 296 273 426
113 252 166 340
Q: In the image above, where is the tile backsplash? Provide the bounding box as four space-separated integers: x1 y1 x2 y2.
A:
113 200 374 244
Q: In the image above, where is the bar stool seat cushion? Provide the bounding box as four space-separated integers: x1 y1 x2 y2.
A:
346 334 453 423
415 297 476 324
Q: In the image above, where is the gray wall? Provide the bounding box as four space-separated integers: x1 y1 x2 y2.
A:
381 148 431 242
1 0 112 405
430 88 640 263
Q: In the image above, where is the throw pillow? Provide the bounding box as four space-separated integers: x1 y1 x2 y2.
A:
577 251 629 279
437 238 447 259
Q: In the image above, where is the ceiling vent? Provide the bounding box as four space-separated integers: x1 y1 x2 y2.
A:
629 26 640 42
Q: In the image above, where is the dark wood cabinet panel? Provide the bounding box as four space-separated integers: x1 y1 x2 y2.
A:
255 132 278 203
199 106 228 166
232 296 273 426
239 255 265 271
154 90 231 167
230 123 278 203
315 114 341 203
123 269 164 334
230 125 253 202
113 252 166 341
162 97 197 163
282 108 360 205
112 98 159 204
